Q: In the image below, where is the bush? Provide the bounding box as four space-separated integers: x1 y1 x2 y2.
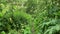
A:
0 0 60 34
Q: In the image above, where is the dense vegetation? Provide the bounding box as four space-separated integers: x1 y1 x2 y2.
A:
0 0 60 34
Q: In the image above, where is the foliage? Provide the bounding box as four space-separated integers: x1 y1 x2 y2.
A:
0 0 60 34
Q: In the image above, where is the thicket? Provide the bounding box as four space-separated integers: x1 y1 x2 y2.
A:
0 0 60 34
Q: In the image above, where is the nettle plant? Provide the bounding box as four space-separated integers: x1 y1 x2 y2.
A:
0 2 32 34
